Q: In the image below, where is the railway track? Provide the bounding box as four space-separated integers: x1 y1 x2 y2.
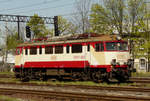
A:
1 73 150 84
0 81 150 93
0 80 150 101
0 81 149 92
0 74 14 78
130 77 150 83
0 87 150 101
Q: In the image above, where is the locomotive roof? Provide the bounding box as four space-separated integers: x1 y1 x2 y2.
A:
18 34 120 47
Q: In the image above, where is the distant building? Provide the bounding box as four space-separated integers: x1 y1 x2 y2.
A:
134 57 148 73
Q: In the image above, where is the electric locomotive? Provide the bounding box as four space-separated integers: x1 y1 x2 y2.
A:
14 33 133 82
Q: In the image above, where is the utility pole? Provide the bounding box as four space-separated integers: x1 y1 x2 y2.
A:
17 16 20 40
4 22 8 66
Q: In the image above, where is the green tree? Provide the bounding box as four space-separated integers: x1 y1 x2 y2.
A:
90 0 145 35
90 0 125 34
90 0 150 66
58 16 77 35
3 31 22 64
27 14 48 38
49 16 77 36
73 0 91 33
124 0 145 34
90 4 113 34
7 32 22 51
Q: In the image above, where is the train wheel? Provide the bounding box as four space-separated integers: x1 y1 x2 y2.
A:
102 73 110 83
38 71 44 81
116 70 129 83
91 71 102 83
20 74 29 82
72 72 80 81
42 75 48 81
15 73 20 78
81 72 89 81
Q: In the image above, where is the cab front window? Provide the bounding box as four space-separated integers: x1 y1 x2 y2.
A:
118 42 128 51
106 42 117 51
106 42 128 51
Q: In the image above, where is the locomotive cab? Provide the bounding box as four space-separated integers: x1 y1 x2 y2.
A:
14 47 24 78
105 41 131 81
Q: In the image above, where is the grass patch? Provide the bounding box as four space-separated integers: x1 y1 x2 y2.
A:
0 71 14 75
29 80 138 87
0 95 22 101
0 77 150 88
132 72 150 77
0 78 21 83
0 77 148 88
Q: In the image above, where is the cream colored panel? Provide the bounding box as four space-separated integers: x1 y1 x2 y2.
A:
105 52 130 65
15 55 21 65
23 46 87 63
90 46 105 65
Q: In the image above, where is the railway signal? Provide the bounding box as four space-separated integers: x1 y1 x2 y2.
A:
26 26 31 38
54 16 60 36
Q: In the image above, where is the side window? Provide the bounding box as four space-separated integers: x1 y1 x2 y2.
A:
25 48 28 55
55 45 63 54
39 46 42 54
45 46 53 54
30 47 37 55
72 44 82 53
87 44 90 52
95 43 104 52
66 45 70 54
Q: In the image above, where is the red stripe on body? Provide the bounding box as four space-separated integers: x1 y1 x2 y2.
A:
14 65 21 68
24 61 90 68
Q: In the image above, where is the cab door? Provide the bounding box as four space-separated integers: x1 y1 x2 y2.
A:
84 44 91 68
15 48 23 67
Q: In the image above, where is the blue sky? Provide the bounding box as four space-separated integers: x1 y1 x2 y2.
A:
0 0 100 45
0 0 100 17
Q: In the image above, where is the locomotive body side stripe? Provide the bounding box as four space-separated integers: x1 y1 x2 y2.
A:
23 61 90 68
14 65 21 68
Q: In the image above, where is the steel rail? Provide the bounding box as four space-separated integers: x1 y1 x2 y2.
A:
0 88 150 101
0 81 150 93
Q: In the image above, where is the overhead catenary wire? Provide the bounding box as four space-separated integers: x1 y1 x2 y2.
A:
10 2 74 15
0 0 96 18
0 0 63 12
0 0 13 4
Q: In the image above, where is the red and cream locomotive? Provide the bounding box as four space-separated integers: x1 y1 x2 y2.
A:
14 33 133 82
